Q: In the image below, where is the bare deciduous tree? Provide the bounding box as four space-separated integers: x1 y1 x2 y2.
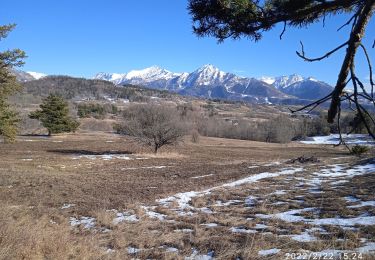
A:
116 104 186 153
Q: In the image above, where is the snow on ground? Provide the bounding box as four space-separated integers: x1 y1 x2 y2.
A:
113 212 139 224
348 200 375 208
61 203 75 209
153 160 375 254
301 134 374 145
191 174 214 179
70 216 95 229
72 154 132 160
230 227 257 234
157 167 303 213
67 159 375 257
258 248 281 256
141 206 167 221
185 249 214 260
127 246 142 254
122 166 169 170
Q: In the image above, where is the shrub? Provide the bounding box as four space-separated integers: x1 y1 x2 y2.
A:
350 145 369 156
116 104 186 153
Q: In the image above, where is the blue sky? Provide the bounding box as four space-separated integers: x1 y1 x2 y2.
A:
1 0 374 85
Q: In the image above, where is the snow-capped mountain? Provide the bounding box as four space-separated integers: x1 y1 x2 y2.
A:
27 71 47 80
94 64 290 102
282 78 333 100
260 74 305 89
259 74 333 100
94 65 333 103
11 69 47 82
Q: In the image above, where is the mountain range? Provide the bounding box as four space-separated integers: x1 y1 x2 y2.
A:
94 65 333 103
12 65 334 104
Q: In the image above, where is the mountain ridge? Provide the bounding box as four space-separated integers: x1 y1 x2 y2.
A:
94 64 333 103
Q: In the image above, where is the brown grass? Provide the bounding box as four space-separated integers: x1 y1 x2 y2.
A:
0 133 373 259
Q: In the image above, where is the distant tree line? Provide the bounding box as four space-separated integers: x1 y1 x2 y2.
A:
20 76 175 102
77 103 118 119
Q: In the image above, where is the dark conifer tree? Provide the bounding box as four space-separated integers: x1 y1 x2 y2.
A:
0 24 26 142
29 94 79 135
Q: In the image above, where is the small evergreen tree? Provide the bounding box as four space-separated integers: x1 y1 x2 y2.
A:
0 24 26 142
29 94 79 136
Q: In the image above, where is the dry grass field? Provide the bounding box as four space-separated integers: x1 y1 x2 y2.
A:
0 132 374 259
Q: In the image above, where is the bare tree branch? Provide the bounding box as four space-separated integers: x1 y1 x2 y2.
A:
296 41 348 62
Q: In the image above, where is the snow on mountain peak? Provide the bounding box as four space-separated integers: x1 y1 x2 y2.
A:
259 76 276 85
271 74 304 89
307 77 318 82
27 71 47 80
187 64 228 86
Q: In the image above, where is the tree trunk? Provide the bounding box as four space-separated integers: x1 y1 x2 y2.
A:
328 1 375 123
154 145 158 154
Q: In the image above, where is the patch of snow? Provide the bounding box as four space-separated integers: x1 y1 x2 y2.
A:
222 168 303 188
122 166 168 170
185 249 214 260
61 203 75 209
199 207 214 214
113 212 139 224
358 242 375 253
157 167 303 214
201 223 218 228
74 154 132 161
330 180 349 186
254 223 268 229
301 134 374 146
127 246 141 254
141 206 167 221
258 248 281 256
263 161 281 167
166 247 179 253
257 207 375 227
288 232 317 242
70 216 95 229
21 158 33 161
105 248 115 254
315 163 375 178
191 174 214 179
345 196 361 203
313 215 375 226
214 200 242 206
348 200 375 208
272 201 287 205
230 227 257 234
271 190 287 195
245 196 257 206
256 208 315 223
